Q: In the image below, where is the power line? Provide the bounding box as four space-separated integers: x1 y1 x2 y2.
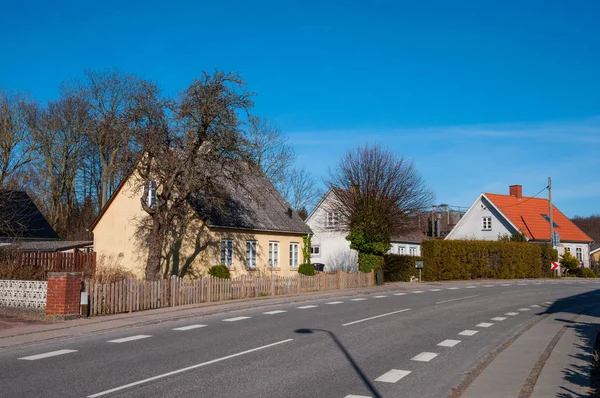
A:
504 185 549 208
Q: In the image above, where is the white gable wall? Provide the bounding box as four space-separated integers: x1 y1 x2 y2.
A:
306 190 357 271
446 195 514 240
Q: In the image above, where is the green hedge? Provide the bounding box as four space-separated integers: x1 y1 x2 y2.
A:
575 267 596 278
358 252 382 273
421 240 542 281
383 255 423 282
539 244 558 277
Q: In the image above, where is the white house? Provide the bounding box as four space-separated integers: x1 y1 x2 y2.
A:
445 185 594 267
306 188 424 271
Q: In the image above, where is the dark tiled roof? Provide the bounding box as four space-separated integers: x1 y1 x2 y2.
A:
591 243 600 254
391 231 426 244
191 164 312 235
17 240 92 252
0 190 58 240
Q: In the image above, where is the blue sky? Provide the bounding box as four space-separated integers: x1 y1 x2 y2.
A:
1 1 599 216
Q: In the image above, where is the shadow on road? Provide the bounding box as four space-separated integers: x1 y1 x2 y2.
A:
295 328 382 398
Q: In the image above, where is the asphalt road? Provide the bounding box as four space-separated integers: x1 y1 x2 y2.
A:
0 279 598 398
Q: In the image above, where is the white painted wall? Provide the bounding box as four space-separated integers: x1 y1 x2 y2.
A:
558 243 591 268
306 190 357 271
445 195 513 240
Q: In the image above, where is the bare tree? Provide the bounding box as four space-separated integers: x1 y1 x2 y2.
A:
245 117 318 212
29 92 89 237
135 71 254 280
326 144 434 266
246 116 294 186
0 90 36 188
279 167 319 215
68 69 143 208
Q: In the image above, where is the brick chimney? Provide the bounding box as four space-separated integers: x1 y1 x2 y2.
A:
509 185 523 199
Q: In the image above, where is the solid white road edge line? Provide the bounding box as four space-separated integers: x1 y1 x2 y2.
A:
375 369 411 383
436 295 479 305
342 308 411 327
107 335 152 343
19 349 78 361
87 339 294 397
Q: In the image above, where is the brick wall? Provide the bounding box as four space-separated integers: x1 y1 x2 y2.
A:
46 272 82 318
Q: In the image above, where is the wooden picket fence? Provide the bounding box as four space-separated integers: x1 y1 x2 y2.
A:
85 270 375 316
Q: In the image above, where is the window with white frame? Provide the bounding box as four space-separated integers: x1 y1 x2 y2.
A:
482 216 492 230
290 243 299 268
564 246 571 253
311 246 320 256
398 245 406 255
409 247 417 256
269 241 279 267
576 247 583 262
220 239 233 267
246 240 257 269
326 212 340 228
145 180 157 207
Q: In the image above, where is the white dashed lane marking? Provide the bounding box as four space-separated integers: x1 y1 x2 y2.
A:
518 308 531 312
373 295 388 298
108 335 152 343
505 312 519 316
530 305 541 308
393 293 406 296
412 291 424 294
375 369 411 383
350 298 367 301
459 330 479 336
476 322 494 328
344 395 372 398
326 301 344 305
19 349 78 361
437 339 461 347
466 286 476 289
447 287 460 290
297 305 318 309
263 310 287 315
173 325 207 331
222 316 251 322
491 317 507 321
411 352 438 362
483 285 494 287
429 289 442 292
501 284 511 286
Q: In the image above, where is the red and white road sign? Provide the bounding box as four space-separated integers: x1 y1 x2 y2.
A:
551 261 560 270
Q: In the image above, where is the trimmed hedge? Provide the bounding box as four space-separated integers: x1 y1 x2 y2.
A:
208 265 231 279
421 240 542 281
539 244 558 278
298 263 315 276
383 255 423 282
358 252 382 273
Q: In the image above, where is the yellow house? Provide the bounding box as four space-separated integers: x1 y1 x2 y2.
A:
90 167 312 278
592 244 600 265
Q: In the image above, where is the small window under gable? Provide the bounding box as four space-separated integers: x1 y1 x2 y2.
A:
482 216 492 231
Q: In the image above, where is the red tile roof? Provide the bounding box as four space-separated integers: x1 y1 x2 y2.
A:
485 193 593 243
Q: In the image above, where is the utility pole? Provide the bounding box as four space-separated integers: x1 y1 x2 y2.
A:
548 177 553 248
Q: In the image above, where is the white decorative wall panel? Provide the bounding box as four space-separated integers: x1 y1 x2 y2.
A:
0 280 47 309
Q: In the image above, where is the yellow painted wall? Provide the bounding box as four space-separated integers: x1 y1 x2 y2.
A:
592 250 600 263
92 174 306 278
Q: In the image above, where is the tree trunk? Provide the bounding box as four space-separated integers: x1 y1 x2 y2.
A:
145 216 164 281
